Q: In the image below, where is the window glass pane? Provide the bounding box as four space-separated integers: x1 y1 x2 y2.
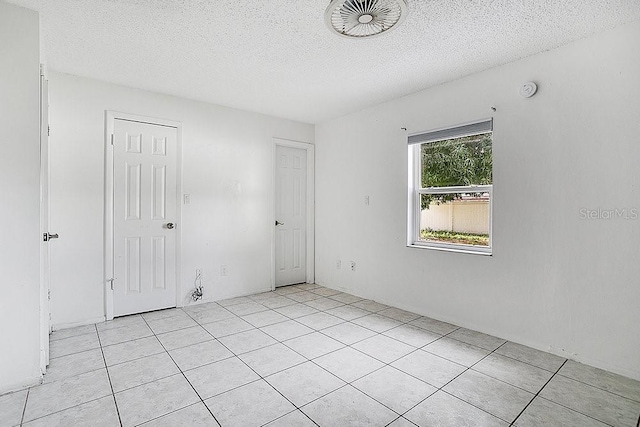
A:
419 193 490 247
421 132 492 188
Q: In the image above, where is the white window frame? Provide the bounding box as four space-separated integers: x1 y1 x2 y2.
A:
407 119 493 255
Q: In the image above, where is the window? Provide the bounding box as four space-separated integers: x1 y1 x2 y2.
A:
407 119 493 255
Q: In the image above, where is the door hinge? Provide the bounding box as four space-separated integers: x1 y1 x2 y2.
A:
107 278 114 290
48 125 50 136
110 134 114 145
47 289 51 300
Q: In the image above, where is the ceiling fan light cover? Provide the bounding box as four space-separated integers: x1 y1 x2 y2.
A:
325 0 409 39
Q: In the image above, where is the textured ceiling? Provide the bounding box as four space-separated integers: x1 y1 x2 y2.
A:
8 0 640 123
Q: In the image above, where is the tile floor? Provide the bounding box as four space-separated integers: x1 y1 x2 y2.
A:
2 284 640 427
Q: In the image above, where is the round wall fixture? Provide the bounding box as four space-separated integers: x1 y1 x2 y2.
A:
519 81 538 98
325 0 409 39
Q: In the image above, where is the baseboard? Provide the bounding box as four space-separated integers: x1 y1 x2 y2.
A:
0 374 42 396
179 287 274 309
52 316 106 331
318 282 640 382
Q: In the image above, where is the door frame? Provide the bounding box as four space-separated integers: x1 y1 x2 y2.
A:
39 64 50 373
272 138 315 289
104 111 183 320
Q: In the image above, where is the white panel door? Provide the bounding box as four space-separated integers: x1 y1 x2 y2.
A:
113 119 178 316
275 145 307 286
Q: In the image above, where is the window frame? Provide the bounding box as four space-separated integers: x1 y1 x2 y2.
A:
407 120 493 255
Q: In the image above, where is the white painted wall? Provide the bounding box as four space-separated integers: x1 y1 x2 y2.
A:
0 2 42 393
315 22 640 380
48 72 314 328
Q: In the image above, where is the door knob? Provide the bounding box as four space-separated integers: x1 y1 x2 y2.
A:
166 223 175 229
275 221 285 226
43 233 59 242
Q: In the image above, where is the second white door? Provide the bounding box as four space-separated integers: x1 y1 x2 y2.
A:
275 145 307 286
113 118 178 316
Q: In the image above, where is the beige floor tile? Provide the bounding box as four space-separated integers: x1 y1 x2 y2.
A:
156 325 212 350
409 317 459 335
352 334 415 364
274 303 319 319
514 396 608 427
539 374 640 426
201 317 254 338
423 337 490 367
239 343 306 377
392 350 466 388
50 324 96 342
301 385 396 427
559 360 640 402
447 328 506 351
102 336 165 366
0 389 28 427
147 315 198 335
108 352 179 392
169 340 233 371
378 307 421 323
495 341 566 372
43 349 105 383
472 353 553 393
266 362 345 407
260 319 314 341
205 380 295 427
24 369 112 422
384 325 441 348
315 347 385 382
184 357 259 399
264 410 316 426
241 310 289 328
23 395 119 427
352 313 403 333
97 323 153 347
443 370 534 423
353 366 437 414
304 297 345 311
50 333 100 358
218 329 277 354
140 402 219 426
321 322 377 345
295 312 344 330
283 332 344 359
115 374 199 427
405 390 508 427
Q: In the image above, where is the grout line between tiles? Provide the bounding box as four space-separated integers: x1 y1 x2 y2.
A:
95 323 123 427
508 359 569 426
193 321 321 425
553 372 640 405
19 393 115 426
390 336 514 424
139 314 223 427
18 388 29 427
534 395 616 427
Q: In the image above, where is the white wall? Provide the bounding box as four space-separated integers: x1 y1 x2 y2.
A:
48 72 314 328
0 2 42 393
315 21 640 380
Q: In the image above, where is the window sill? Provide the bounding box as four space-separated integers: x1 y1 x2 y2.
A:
407 242 492 256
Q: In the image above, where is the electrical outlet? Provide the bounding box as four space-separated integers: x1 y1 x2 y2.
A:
336 260 341 269
350 261 356 271
364 195 370 206
184 194 191 204
220 265 228 276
